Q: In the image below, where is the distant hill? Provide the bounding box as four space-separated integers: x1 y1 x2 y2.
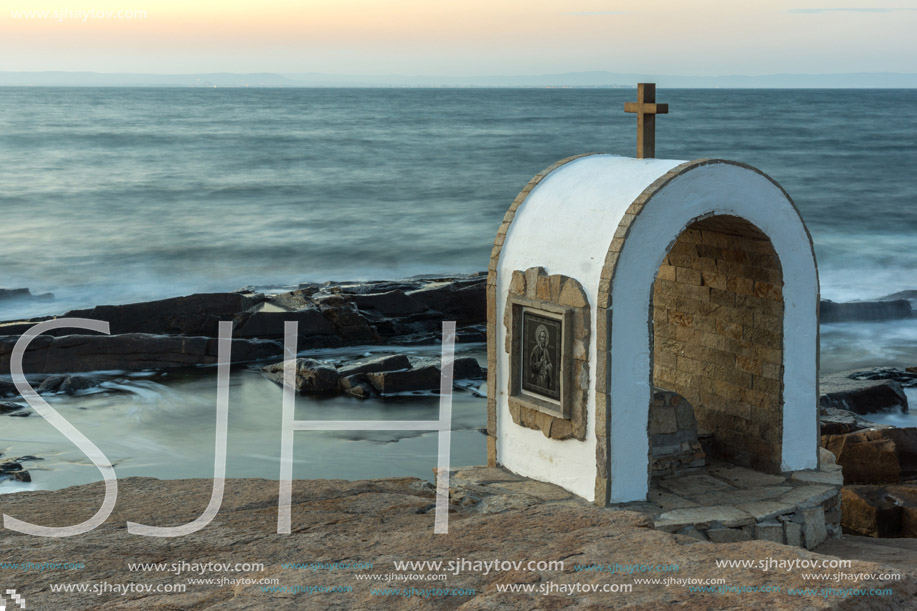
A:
1 70 915 88
0 72 300 87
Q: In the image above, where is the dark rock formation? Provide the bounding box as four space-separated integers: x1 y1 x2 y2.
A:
0 293 262 338
260 352 485 399
65 292 265 336
339 374 375 399
880 290 917 305
234 309 338 343
351 290 428 317
261 358 340 394
0 401 23 415
820 406 886 436
452 356 485 380
0 288 32 301
365 365 442 395
0 379 15 397
0 274 488 375
820 372 909 415
820 298 913 323
0 334 281 375
37 374 98 395
314 296 379 343
0 456 38 483
848 367 917 388
0 288 54 302
406 278 486 324
338 354 411 377
842 485 917 538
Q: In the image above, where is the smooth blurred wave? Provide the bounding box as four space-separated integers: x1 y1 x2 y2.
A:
1 88 915 320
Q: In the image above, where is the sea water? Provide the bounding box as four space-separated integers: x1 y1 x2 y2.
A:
1 88 915 492
1 88 915 316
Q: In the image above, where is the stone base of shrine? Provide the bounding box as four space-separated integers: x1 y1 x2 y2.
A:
449 454 841 549
614 449 843 549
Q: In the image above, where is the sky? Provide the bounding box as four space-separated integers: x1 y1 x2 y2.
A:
1 0 916 76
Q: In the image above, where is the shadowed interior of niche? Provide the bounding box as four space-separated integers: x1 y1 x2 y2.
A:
649 215 785 477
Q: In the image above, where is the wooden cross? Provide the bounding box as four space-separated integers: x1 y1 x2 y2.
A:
624 83 668 159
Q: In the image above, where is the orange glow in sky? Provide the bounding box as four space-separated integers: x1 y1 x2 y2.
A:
1 0 914 75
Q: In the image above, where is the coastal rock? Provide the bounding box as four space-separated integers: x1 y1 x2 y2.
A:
0 470 30 483
822 428 917 484
406 277 486 324
259 354 482 398
0 288 54 302
819 406 887 435
0 379 16 397
388 322 487 346
338 354 411 377
0 319 55 337
234 309 338 343
351 290 429 317
0 459 30 483
384 312 452 340
847 367 917 388
0 288 31 301
339 374 375 399
819 372 908 415
0 274 490 375
340 280 422 295
261 358 340 394
365 365 442 395
0 401 24 414
0 334 280 375
64 292 265 337
820 298 913 323
879 289 917 305
841 485 917 538
315 297 379 343
452 356 485 380
37 374 98 395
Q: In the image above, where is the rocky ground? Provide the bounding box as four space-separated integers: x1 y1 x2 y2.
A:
0 469 915 610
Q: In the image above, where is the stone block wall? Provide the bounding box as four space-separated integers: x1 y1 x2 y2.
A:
651 216 785 472
649 389 706 477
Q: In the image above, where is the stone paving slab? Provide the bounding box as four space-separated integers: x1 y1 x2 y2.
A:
655 505 755 531
779 485 838 509
698 486 793 506
647 488 700 511
736 500 798 522
453 465 840 549
655 473 734 498
706 464 788 487
790 469 844 486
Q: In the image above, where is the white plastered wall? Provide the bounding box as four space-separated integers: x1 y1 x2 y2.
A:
496 155 683 501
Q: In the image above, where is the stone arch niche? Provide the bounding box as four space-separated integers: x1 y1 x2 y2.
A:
649 216 784 479
487 155 820 506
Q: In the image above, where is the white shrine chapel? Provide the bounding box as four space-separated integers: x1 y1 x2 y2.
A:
484 148 821 506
